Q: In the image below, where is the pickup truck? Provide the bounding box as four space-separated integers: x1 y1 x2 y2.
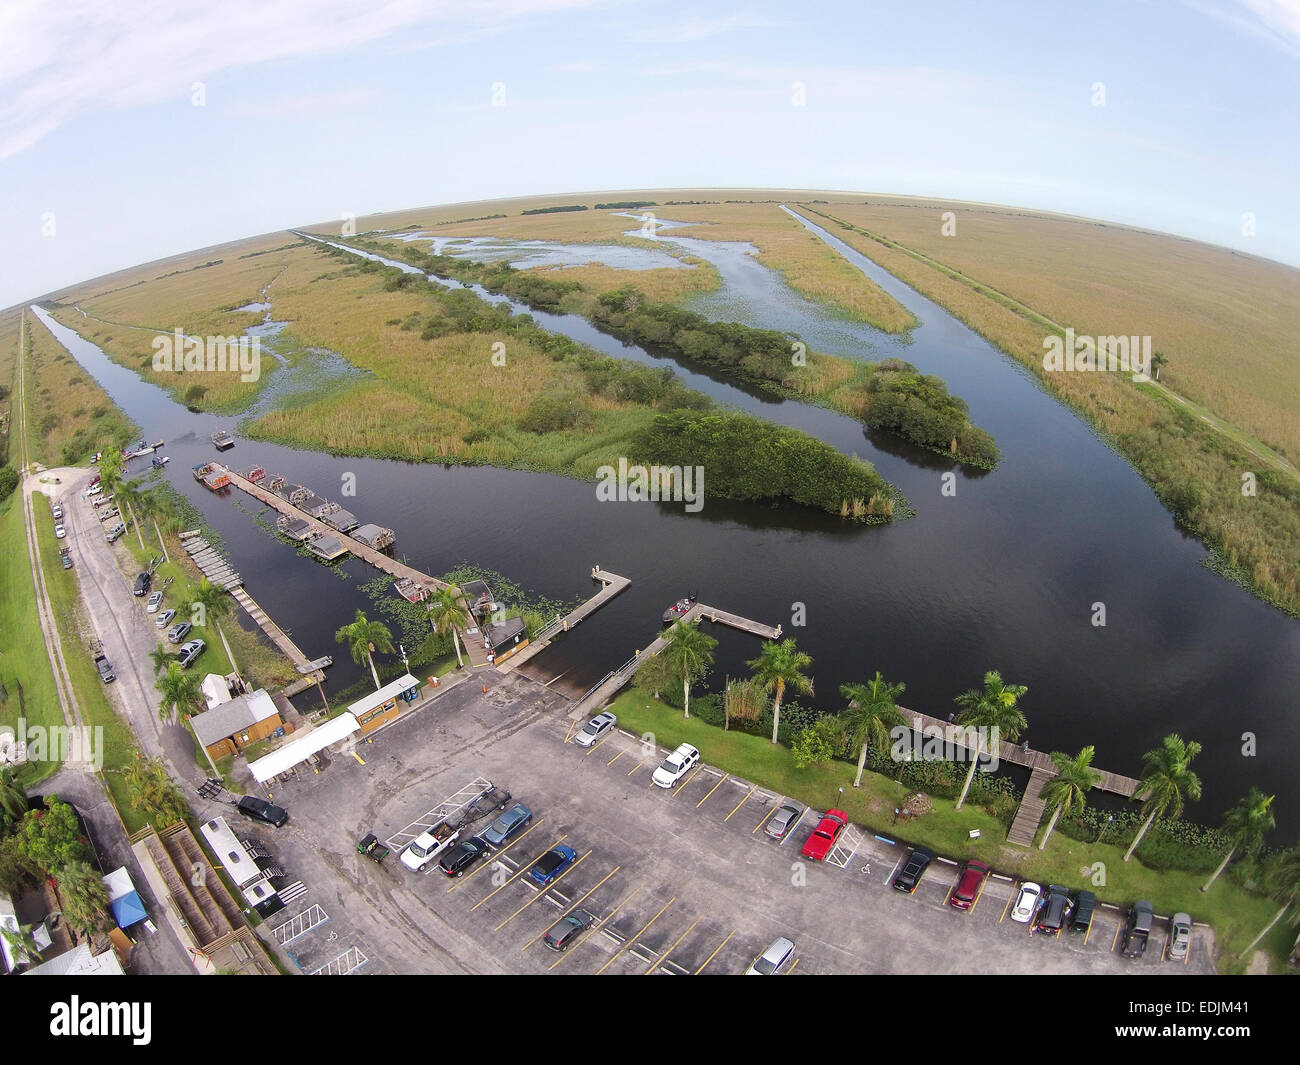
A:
800 808 848 861
94 653 115 683
401 820 461 872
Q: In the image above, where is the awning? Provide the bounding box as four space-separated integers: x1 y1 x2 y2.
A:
110 891 148 928
247 712 360 783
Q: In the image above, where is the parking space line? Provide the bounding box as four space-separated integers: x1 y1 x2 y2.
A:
549 884 643 970
582 735 613 758
627 760 645 776
607 749 626 766
752 803 778 834
520 865 621 952
723 785 757 822
696 773 729 808
644 919 698 975
695 929 735 974
1110 921 1123 953
779 807 807 846
596 897 676 975
999 882 1016 923
564 719 578 743
494 850 592 931
787 957 800 974
462 829 564 903
669 765 704 797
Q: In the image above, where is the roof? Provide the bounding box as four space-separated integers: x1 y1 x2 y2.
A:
102 867 147 928
191 689 279 747
201 672 232 709
24 942 124 976
247 712 360 783
486 616 527 647
199 814 264 889
353 523 384 543
347 673 420 717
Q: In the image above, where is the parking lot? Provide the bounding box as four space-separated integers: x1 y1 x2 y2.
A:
232 673 1216 975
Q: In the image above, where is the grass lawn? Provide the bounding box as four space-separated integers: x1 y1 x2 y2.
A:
608 690 1288 973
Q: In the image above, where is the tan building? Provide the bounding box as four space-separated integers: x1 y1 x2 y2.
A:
190 689 283 761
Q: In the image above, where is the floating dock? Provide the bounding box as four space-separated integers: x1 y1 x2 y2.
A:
179 531 242 590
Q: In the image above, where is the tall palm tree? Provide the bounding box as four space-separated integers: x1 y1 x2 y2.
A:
952 670 1028 810
1202 788 1275 892
124 756 188 827
1240 847 1300 958
748 638 814 744
156 660 201 724
1123 733 1203 862
97 449 123 497
148 643 177 676
428 587 471 668
1037 747 1102 849
661 620 717 719
0 767 28 828
1 923 44 966
840 672 906 787
335 609 395 690
54 859 110 938
190 577 231 626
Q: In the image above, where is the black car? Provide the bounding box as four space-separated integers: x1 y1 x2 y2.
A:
1034 884 1074 936
1122 900 1154 957
133 572 152 597
438 836 490 877
1069 890 1097 934
235 795 289 828
544 910 595 951
892 846 935 893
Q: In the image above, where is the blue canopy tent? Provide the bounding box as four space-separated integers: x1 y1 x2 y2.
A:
102 866 148 929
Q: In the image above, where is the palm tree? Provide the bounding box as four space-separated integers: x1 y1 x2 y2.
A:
53 859 110 938
1 922 44 966
1037 747 1102 849
660 620 717 719
335 609 395 689
839 673 906 787
1239 848 1300 958
952 670 1028 810
747 638 814 744
148 643 177 676
97 449 123 497
0 767 27 828
428 587 471 668
156 660 201 724
1202 788 1275 892
1123 734 1203 862
190 577 231 626
124 756 188 827
1151 351 1168 382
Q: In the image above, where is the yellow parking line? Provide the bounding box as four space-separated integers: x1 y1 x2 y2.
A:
787 957 800 974
999 883 1016 923
644 919 698 975
583 735 612 758
596 897 676 975
564 719 578 743
627 760 644 776
351 751 366 765
969 878 987 913
549 884 643 970
459 826 559 902
753 805 778 834
495 850 591 931
695 929 734 974
696 773 729 808
1084 920 1093 945
521 865 621 951
607 749 625 766
724 785 757 822
669 766 703 796
1110 921 1123 953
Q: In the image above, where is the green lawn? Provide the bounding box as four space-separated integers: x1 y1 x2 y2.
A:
607 691 1288 972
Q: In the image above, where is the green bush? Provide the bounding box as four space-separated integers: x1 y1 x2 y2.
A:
0 466 18 501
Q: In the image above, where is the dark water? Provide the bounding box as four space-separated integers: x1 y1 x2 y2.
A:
31 218 1299 837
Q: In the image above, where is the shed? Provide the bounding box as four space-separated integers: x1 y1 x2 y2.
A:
191 689 282 760
353 523 394 549
347 674 421 734
24 942 124 976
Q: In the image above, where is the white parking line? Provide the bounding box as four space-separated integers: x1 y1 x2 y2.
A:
779 806 807 846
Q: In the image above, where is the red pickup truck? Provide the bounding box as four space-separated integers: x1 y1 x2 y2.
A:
800 809 847 861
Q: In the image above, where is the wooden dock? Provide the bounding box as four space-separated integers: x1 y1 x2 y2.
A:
497 568 632 673
229 585 325 688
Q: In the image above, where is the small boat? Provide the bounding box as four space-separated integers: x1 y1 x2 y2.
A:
193 462 231 490
394 577 429 603
151 456 170 468
247 466 266 483
212 429 235 451
662 595 697 624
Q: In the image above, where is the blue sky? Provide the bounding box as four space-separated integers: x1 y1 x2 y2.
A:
2 0 1298 309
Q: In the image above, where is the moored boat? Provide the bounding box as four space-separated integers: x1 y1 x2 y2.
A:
662 595 697 624
212 429 235 451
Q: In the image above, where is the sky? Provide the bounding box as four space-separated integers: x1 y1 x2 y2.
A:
2 0 1298 309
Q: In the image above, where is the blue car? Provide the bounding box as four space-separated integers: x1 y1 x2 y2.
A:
483 803 532 847
528 845 577 886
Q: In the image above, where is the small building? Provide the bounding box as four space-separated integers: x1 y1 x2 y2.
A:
298 493 333 518
322 508 359 533
485 616 529 661
461 579 497 620
276 514 313 541
24 941 124 976
347 674 421 734
353 523 395 550
190 689 282 761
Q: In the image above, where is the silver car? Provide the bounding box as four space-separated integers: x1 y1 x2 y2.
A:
746 936 795 975
764 803 802 840
1168 912 1192 960
573 712 616 748
177 639 205 668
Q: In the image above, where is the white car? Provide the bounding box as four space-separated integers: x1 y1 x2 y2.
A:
51 505 63 520
651 743 700 789
746 936 795 975
1010 881 1042 924
86 485 102 497
54 523 66 539
146 591 164 613
573 711 617 748
400 823 461 872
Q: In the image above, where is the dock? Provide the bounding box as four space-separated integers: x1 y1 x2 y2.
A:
497 568 632 673
229 586 326 688
179 532 242 590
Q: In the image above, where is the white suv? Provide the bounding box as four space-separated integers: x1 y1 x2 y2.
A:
651 743 700 789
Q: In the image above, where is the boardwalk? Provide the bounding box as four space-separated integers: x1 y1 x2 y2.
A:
497 568 631 673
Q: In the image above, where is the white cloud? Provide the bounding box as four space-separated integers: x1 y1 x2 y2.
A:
1184 0 1300 55
0 0 606 157
626 11 781 44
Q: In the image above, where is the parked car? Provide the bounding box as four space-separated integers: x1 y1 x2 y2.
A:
86 484 101 497
528 844 578 886
573 711 617 748
155 608 177 629
61 554 73 570
105 522 126 542
235 794 288 828
438 836 491 877
94 653 115 683
400 822 461 872
1168 912 1193 961
1010 881 1042 923
543 910 595 951
51 505 63 520
892 846 936 893
651 743 700 788
764 803 802 841
745 936 795 975
800 809 848 862
177 639 205 668
949 859 991 910
1121 900 1155 957
1069 890 1097 935
166 621 192 644
133 571 152 597
54 523 66 539
482 803 532 847
146 591 164 614
1034 884 1074 936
